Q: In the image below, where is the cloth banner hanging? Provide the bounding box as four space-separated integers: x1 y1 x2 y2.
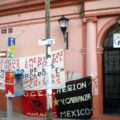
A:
55 76 92 119
22 77 92 119
22 90 57 117
0 49 65 90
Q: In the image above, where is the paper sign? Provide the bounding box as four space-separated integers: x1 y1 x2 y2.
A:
113 33 120 48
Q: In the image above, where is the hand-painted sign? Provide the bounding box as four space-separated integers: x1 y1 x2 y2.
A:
55 77 92 119
22 77 92 119
0 49 65 90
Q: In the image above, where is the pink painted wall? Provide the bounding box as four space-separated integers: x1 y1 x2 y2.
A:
0 5 83 75
85 0 120 11
0 0 120 120
85 0 120 16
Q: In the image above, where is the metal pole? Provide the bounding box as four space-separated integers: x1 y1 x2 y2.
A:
45 0 52 120
7 97 13 120
6 26 13 120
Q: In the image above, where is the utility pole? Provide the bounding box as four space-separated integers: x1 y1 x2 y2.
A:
45 0 52 120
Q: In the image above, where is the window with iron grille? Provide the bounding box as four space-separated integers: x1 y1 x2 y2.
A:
103 24 120 114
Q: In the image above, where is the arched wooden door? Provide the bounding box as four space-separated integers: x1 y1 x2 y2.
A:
103 24 120 114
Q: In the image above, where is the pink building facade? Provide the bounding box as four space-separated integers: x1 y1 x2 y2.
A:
0 0 120 120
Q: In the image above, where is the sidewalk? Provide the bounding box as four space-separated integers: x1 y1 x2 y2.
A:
0 111 76 120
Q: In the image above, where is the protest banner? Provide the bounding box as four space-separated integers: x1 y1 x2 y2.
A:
22 90 57 117
0 49 65 90
55 77 92 119
22 77 92 119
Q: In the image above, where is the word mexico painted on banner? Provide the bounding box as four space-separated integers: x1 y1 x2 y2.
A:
0 49 65 90
55 77 92 119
